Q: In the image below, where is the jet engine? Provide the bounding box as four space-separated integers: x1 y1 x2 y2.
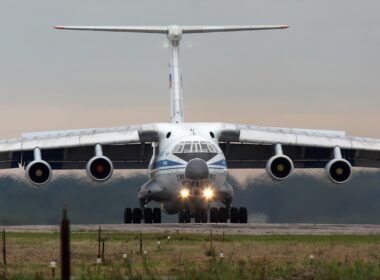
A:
325 158 351 184
266 143 294 181
325 146 352 184
26 160 52 186
86 144 113 182
266 154 294 181
25 148 52 186
86 156 113 181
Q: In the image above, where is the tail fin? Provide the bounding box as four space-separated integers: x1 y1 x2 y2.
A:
55 25 289 123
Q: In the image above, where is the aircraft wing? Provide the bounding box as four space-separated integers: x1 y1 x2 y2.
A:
0 124 158 169
218 124 380 168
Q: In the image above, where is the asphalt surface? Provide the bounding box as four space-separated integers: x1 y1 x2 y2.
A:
2 223 380 235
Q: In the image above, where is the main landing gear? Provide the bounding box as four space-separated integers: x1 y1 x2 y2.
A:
178 207 248 224
124 207 162 224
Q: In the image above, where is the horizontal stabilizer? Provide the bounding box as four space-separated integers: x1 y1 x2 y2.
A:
54 25 289 34
54 26 168 33
182 25 289 33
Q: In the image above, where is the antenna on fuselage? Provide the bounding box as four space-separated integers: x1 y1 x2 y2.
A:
54 24 289 124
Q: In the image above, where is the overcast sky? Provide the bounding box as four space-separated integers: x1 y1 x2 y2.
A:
1 0 379 138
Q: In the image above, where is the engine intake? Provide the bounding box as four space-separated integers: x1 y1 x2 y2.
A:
325 159 351 184
266 155 294 180
26 160 52 186
325 146 352 184
86 156 113 182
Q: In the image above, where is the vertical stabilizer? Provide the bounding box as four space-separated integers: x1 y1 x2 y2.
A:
54 24 289 123
167 26 184 123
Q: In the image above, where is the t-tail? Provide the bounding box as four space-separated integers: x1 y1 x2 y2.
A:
54 25 289 123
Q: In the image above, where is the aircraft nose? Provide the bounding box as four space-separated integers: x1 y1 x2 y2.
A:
185 158 209 180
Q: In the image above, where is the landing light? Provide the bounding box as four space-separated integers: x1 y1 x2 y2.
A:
180 188 190 198
203 187 214 200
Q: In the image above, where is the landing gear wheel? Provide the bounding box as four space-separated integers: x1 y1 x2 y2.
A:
144 208 153 224
194 211 201 223
210 207 218 223
132 208 142 224
239 207 248 223
124 208 132 224
178 210 185 223
153 208 161 223
218 207 227 223
201 209 208 223
184 209 191 223
230 207 239 223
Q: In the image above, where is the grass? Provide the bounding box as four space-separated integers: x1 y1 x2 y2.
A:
2 231 380 279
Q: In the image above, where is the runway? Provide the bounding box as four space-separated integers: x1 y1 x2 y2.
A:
3 223 380 235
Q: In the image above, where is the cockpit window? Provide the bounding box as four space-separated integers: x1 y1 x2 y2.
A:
192 141 201 153
207 143 217 153
183 142 192 153
173 144 184 153
200 142 208 152
173 141 218 153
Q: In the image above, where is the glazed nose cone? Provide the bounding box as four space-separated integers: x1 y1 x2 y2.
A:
185 158 209 180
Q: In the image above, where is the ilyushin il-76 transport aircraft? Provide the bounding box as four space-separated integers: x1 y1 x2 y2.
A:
1 24 380 224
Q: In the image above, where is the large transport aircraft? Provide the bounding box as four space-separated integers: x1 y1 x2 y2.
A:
1 24 380 224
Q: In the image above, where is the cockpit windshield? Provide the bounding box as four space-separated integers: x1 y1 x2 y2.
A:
172 141 218 154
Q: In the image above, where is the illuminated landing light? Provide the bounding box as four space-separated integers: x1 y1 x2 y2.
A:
180 188 190 198
203 187 214 200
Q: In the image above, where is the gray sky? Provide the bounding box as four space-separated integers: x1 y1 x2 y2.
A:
1 0 379 138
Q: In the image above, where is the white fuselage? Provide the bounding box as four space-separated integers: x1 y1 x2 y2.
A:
138 123 231 214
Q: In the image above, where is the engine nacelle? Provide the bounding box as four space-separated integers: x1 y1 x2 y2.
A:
266 155 294 181
25 160 52 186
325 158 352 184
86 156 113 182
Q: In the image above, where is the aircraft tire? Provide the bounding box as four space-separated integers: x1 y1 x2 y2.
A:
194 211 201 223
218 207 227 223
201 209 208 223
178 210 185 223
132 208 142 224
144 208 153 224
153 208 161 223
230 207 239 223
209 207 218 223
124 208 132 224
184 209 191 223
239 207 248 223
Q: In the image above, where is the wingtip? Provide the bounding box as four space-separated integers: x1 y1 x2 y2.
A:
54 25 65 30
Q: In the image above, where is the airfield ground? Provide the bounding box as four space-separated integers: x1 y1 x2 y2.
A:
2 224 380 279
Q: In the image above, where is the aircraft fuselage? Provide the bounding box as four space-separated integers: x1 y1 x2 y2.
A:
138 123 233 215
